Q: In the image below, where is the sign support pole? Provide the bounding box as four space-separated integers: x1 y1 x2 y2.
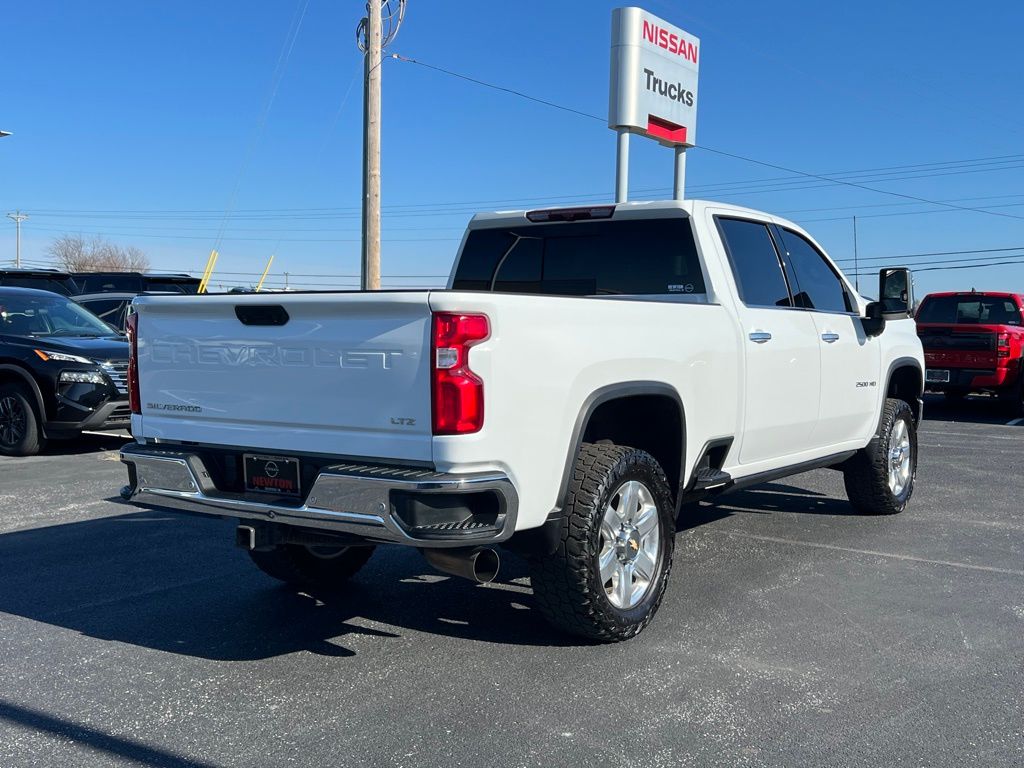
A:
615 130 630 203
673 147 686 201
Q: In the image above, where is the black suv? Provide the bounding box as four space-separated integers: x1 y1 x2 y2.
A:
0 268 81 296
72 272 200 295
72 272 201 332
0 287 130 456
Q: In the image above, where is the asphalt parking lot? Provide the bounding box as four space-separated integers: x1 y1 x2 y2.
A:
0 395 1021 768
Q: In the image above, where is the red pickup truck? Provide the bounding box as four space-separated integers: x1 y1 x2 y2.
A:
916 291 1024 414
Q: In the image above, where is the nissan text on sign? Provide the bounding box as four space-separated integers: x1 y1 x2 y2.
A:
609 7 700 147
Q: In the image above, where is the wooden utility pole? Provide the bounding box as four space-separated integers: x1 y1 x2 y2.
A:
361 1 383 290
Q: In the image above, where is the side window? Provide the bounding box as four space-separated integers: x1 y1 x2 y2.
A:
775 228 853 313
716 218 791 308
1001 300 1021 326
81 299 126 328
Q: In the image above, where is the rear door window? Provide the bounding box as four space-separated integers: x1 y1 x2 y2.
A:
774 227 853 313
80 298 128 329
453 218 706 296
715 218 791 308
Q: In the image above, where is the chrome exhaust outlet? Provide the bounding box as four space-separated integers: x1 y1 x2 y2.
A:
422 547 500 584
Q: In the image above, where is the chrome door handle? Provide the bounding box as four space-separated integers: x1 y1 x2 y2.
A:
821 333 840 343
749 331 772 344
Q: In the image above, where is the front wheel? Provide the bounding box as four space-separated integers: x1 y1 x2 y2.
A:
529 443 675 642
842 398 917 515
248 543 375 588
0 383 44 457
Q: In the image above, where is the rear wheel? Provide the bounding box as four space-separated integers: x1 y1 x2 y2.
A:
997 372 1024 418
248 543 375 588
529 443 675 642
0 384 43 457
842 398 917 515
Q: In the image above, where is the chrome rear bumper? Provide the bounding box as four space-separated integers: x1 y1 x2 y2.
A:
120 443 518 548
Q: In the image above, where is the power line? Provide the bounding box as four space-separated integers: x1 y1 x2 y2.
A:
835 245 1024 265
211 0 311 251
20 155 1024 221
697 145 1024 222
390 54 606 123
21 177 1024 230
848 258 1024 276
848 252 1024 270
391 54 1024 223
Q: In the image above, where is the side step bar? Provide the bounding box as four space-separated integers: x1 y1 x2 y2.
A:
691 467 732 491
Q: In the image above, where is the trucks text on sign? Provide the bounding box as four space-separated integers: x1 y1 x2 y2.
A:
608 7 700 147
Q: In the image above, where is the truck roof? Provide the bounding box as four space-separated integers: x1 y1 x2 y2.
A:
922 291 1024 301
468 198 801 229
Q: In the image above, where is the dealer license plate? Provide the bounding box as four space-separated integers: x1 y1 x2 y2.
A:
926 369 951 383
244 454 300 495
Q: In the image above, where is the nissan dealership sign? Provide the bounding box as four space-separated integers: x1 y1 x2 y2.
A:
609 7 700 147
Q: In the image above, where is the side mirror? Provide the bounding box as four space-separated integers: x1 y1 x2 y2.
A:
862 301 886 337
879 267 914 318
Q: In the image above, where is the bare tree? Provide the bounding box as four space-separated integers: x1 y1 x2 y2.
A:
47 234 150 272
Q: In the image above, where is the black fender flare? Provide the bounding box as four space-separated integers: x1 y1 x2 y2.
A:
554 381 687 512
882 356 924 429
0 363 48 435
505 382 688 560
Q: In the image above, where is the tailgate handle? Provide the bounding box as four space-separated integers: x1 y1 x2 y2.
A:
235 305 290 326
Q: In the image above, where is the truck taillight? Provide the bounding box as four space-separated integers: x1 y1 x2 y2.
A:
126 311 141 414
432 312 489 435
998 333 1010 358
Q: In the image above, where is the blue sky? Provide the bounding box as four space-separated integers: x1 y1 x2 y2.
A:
2 0 1023 295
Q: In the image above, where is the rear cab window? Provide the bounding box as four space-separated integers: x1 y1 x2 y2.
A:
452 217 707 298
917 295 1022 326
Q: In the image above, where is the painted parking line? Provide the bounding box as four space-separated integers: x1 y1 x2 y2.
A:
1006 417 1024 426
711 530 1024 577
920 428 1024 441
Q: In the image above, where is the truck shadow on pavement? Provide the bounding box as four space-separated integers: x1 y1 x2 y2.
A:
0 508 571 660
0 480 858 659
679 481 856 531
40 431 131 456
921 392 1018 425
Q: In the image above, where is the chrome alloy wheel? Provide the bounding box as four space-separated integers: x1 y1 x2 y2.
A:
887 417 912 497
598 480 662 610
0 395 27 447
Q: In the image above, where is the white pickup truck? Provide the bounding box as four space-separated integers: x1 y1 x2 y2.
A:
120 199 924 641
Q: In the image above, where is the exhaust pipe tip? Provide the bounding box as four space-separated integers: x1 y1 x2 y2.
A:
422 546 500 584
470 547 500 584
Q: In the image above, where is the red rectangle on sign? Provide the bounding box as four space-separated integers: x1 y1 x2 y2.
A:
646 116 688 144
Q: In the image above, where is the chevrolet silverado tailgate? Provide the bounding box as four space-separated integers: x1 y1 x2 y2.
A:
132 292 434 462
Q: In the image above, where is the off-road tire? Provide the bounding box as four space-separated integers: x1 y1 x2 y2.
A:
842 398 917 515
0 383 44 457
997 369 1024 418
248 543 375 588
528 443 675 642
